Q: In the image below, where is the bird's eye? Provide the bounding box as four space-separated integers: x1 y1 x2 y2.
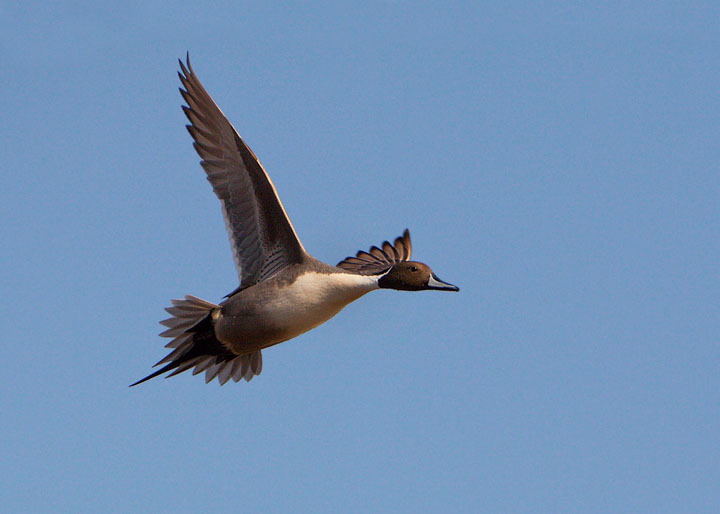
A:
410 266 418 272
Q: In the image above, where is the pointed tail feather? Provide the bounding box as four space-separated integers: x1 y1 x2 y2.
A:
131 295 263 386
129 361 179 387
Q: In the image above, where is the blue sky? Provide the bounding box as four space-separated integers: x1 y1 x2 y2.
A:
2 1 719 512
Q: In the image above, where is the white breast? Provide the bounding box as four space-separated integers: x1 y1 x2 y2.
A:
266 272 380 339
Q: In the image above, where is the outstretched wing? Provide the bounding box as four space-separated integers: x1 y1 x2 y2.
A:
178 55 306 288
337 229 412 275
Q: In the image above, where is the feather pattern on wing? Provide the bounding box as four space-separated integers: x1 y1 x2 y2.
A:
336 229 412 275
178 55 305 288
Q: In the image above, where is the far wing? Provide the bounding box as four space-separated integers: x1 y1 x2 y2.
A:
337 229 412 275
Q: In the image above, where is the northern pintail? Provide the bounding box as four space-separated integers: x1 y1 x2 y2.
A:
131 56 459 386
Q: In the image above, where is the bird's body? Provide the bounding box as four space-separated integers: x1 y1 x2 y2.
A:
216 262 379 353
131 56 458 387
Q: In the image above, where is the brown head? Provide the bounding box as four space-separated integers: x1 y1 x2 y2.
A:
377 261 459 292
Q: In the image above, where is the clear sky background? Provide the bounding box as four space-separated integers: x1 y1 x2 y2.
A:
2 1 718 512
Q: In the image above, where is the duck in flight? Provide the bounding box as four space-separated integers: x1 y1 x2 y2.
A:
131 56 459 386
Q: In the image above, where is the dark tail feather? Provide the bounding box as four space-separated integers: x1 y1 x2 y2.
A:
130 295 221 387
131 295 264 386
129 362 178 387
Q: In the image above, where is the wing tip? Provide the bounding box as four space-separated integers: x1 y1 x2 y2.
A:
179 51 192 76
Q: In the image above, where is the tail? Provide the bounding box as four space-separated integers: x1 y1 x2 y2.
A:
130 295 263 386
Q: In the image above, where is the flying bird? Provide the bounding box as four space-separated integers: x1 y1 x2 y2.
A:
131 56 459 386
